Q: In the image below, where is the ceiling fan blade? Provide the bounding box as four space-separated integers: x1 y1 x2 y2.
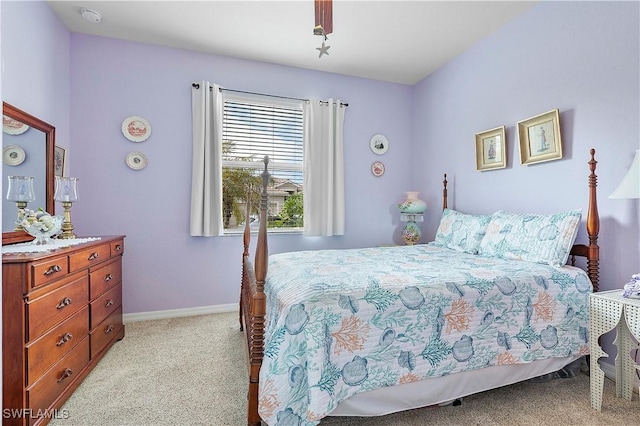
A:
314 0 333 35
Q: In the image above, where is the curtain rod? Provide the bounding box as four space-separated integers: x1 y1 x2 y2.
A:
191 83 348 107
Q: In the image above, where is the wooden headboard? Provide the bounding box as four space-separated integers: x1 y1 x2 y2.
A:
439 149 600 291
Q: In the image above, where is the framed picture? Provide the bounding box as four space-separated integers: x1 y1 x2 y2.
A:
475 126 506 171
54 145 66 177
517 109 562 165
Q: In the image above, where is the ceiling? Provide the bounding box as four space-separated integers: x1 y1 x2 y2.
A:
47 1 537 85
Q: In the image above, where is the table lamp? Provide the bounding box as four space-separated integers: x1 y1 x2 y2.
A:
610 149 640 200
610 149 640 297
6 175 36 231
398 191 427 245
54 176 79 239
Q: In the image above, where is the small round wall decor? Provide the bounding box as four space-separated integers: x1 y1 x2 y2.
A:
370 133 388 155
126 152 148 170
122 116 151 142
371 161 385 177
3 115 29 135
3 145 26 166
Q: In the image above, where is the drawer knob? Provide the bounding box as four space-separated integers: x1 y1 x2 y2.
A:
88 252 100 261
56 332 73 346
104 299 115 308
114 244 122 252
104 273 113 282
56 297 72 309
105 325 114 334
44 264 62 276
57 368 73 383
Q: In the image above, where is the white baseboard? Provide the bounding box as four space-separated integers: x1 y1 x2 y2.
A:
123 303 238 323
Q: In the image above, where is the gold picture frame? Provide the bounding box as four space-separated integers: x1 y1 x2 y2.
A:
517 109 562 165
475 126 506 171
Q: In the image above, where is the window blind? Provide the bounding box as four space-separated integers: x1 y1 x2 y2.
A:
222 97 304 184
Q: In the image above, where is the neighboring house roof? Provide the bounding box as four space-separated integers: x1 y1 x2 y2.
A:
271 177 303 193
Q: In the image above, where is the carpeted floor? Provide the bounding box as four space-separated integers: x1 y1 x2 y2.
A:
50 312 638 426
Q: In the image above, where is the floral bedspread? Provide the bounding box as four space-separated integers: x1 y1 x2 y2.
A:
258 244 592 425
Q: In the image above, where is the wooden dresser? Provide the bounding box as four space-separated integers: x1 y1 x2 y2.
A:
2 236 125 426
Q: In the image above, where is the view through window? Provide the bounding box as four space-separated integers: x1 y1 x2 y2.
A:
221 93 304 233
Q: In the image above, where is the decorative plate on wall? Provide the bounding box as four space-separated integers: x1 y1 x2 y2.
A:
3 115 29 135
370 133 388 155
122 116 151 142
371 161 385 177
3 145 26 166
126 152 148 170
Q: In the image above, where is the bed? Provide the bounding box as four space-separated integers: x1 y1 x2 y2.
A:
240 149 600 425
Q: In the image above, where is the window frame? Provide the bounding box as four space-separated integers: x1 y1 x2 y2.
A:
220 91 305 235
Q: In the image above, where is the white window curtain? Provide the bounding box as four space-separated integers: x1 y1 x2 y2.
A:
303 99 346 236
190 81 224 236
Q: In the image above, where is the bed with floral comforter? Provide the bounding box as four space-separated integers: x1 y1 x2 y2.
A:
258 243 592 425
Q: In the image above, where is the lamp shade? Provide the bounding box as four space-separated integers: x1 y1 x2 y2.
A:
610 149 640 199
398 191 427 214
6 176 35 202
54 177 79 202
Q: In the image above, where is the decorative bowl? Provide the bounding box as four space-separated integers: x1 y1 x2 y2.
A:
19 210 63 245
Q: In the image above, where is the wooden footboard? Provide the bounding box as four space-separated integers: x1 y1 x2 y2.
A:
240 150 600 425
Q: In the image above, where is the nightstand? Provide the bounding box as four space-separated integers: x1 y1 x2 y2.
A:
589 290 640 411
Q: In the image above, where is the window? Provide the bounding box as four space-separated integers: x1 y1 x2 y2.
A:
221 92 304 233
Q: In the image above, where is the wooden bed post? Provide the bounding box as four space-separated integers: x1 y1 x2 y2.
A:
569 148 600 292
246 156 270 426
585 149 600 291
442 173 448 211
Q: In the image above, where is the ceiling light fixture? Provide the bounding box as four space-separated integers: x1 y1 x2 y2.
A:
80 8 102 24
314 0 332 58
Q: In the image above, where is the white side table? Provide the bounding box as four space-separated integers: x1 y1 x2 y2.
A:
589 290 640 411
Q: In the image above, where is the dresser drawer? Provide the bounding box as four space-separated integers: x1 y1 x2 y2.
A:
90 306 123 358
26 337 89 416
30 255 69 290
27 275 89 340
89 257 121 299
110 239 125 257
90 284 122 329
68 243 111 272
26 307 89 386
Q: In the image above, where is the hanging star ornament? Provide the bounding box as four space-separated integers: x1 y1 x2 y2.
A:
316 41 330 58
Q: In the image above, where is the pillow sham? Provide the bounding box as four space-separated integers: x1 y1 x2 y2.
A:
433 208 492 254
477 209 582 267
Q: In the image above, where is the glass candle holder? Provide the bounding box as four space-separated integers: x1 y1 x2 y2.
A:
54 177 79 239
6 176 36 231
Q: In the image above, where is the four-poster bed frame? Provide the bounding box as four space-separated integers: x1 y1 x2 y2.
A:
239 149 600 425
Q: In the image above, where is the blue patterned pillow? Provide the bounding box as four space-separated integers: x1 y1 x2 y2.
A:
433 209 492 254
477 210 582 266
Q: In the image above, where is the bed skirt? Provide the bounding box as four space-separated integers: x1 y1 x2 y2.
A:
330 355 582 417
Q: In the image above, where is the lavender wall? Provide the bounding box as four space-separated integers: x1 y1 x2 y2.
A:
1 1 70 153
68 35 413 313
411 1 640 360
413 1 639 292
1 1 71 231
2 1 638 325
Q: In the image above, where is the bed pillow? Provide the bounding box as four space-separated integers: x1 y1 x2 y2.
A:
433 208 493 254
477 209 582 266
